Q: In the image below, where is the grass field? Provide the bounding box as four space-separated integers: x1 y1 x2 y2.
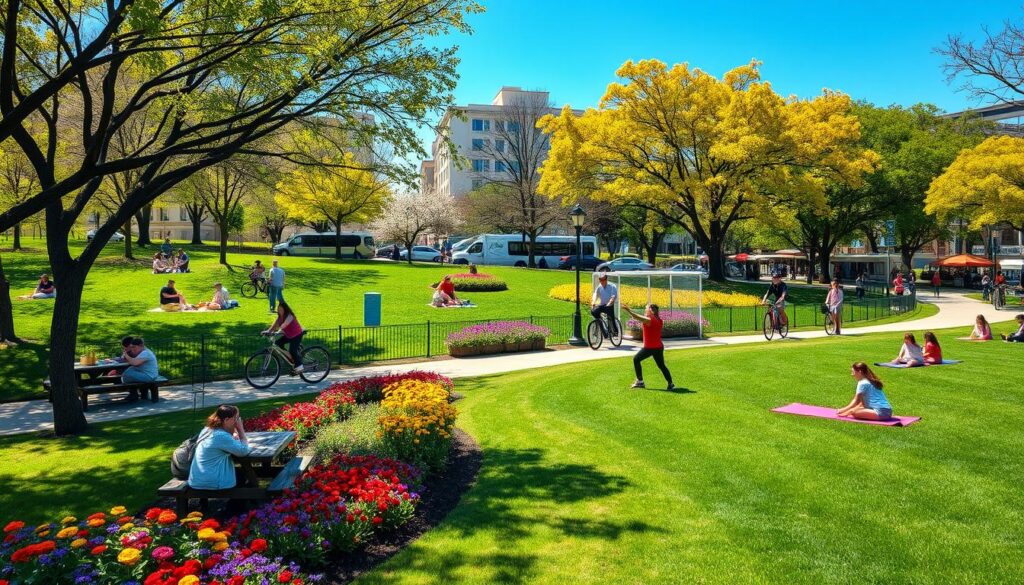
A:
0 241 922 401
2 324 1022 583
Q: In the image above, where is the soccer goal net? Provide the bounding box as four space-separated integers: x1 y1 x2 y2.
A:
591 270 706 339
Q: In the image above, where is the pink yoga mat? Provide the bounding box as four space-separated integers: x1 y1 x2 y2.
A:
771 403 921 427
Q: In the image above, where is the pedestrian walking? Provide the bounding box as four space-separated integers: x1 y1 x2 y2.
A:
268 259 286 313
931 271 941 298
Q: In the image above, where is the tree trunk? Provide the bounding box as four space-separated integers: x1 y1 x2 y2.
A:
806 250 817 285
819 253 832 284
122 218 134 260
267 223 285 246
219 225 229 265
405 238 414 265
47 264 89 435
335 223 342 259
12 223 21 250
900 248 914 273
705 240 725 281
190 212 204 245
0 254 18 342
135 205 153 246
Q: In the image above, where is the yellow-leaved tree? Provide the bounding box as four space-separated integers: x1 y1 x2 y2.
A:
926 135 1024 233
538 59 878 280
276 152 390 259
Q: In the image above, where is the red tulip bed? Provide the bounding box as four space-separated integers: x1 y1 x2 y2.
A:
0 371 457 585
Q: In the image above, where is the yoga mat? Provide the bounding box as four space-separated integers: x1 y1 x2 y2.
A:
426 303 477 308
772 403 920 427
874 359 962 369
955 337 990 342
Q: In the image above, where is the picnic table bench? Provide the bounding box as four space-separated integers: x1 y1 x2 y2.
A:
157 431 312 515
44 361 169 411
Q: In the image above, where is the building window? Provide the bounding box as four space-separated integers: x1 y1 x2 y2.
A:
471 119 490 132
159 208 169 221
495 139 505 153
179 207 189 221
506 121 521 133
472 159 489 172
471 138 486 151
471 179 485 190
494 161 507 173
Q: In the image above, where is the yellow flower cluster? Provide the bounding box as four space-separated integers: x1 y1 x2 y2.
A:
382 379 450 406
548 283 760 308
378 380 457 454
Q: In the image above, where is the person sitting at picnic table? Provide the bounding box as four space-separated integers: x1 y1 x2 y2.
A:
970 314 993 340
173 249 190 273
120 337 159 383
1001 314 1024 342
837 362 893 421
152 252 171 274
188 404 252 490
891 332 924 367
160 279 189 311
922 331 942 364
17 274 56 300
160 237 173 258
825 278 844 335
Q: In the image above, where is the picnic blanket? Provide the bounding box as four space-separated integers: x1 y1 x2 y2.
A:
772 403 921 427
148 303 239 313
426 303 477 309
955 337 990 342
874 359 961 368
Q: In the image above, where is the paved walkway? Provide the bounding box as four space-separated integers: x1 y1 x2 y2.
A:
1 293 1015 436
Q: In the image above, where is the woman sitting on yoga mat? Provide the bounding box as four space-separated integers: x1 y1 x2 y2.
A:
838 362 892 421
892 332 924 367
922 331 942 364
970 315 992 341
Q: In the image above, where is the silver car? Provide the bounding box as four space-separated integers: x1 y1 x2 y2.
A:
596 257 653 272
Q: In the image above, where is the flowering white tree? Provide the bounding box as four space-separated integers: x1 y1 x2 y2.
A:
373 189 460 264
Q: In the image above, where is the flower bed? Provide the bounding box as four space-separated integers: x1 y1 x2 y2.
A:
445 321 550 357
625 310 711 339
1 371 460 585
548 283 760 308
431 273 507 292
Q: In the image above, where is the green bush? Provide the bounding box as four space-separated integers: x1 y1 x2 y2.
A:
311 404 383 463
431 272 508 292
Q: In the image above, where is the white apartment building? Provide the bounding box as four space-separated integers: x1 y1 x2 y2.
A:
422 87 582 198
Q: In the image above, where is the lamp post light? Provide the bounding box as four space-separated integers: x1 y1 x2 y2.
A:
568 203 587 346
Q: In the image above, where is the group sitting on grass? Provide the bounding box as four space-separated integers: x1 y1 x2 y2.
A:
152 246 190 274
15 273 55 300
890 332 942 366
158 279 237 311
431 275 470 307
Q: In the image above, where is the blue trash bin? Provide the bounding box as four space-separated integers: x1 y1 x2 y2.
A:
364 292 381 327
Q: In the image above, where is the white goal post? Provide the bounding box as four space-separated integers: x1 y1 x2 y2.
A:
591 270 706 338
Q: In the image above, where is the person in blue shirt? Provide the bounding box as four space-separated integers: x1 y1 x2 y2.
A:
267 259 286 313
837 362 893 421
188 404 252 490
121 337 160 383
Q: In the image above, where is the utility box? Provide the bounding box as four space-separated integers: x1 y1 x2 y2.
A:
364 292 381 327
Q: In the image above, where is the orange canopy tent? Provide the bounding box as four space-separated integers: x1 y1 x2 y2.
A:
931 253 994 268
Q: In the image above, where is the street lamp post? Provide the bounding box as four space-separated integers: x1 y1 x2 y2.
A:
568 204 587 346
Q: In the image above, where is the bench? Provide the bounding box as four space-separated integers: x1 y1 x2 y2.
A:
45 376 169 411
159 455 312 515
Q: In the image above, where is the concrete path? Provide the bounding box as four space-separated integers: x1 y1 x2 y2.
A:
0 292 1014 437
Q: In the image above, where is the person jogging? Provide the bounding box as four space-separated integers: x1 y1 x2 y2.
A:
623 304 674 390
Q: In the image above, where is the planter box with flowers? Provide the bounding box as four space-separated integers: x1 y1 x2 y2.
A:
625 310 711 340
446 321 550 357
431 272 508 292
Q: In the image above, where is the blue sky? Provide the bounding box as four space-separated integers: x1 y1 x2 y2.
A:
415 0 1022 155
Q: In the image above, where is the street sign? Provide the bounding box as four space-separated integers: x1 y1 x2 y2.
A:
883 220 896 248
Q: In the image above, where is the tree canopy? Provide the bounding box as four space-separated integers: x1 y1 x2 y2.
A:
926 135 1024 232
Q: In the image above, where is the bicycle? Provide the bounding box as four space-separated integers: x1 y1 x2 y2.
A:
822 303 837 336
244 332 331 389
993 285 1007 310
587 309 623 350
762 302 789 340
240 277 268 299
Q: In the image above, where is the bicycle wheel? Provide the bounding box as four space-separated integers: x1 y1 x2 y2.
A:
240 282 257 298
587 320 603 350
244 350 281 389
778 319 789 339
762 312 774 340
609 318 623 347
299 346 331 384
825 314 835 336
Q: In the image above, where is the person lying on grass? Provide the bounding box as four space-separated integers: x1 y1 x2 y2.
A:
837 362 893 421
1001 314 1024 343
970 315 992 341
891 332 924 367
16 274 55 300
922 331 943 365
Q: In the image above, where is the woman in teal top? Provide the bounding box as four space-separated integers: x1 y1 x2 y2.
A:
188 405 252 490
837 362 893 421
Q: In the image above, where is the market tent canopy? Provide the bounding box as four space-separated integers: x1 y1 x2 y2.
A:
931 254 994 268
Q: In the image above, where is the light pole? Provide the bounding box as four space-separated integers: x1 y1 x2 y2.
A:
568 203 587 346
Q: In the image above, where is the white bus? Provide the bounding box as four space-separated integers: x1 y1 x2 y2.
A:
272 231 375 258
452 234 599 267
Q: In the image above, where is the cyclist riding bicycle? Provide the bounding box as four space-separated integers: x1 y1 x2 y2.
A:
249 260 267 285
761 272 789 328
590 273 618 334
262 301 304 374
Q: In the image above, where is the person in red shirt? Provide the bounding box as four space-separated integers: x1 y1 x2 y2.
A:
623 304 674 390
438 275 458 301
931 271 941 297
922 331 943 365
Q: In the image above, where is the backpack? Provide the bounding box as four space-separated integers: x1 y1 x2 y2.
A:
171 428 212 480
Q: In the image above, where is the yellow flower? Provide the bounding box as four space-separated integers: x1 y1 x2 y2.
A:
548 283 760 308
186 511 203 519
178 576 201 585
35 524 51 533
56 527 78 539
70 538 88 549
120 523 135 532
61 516 77 525
87 518 105 528
117 547 142 565
37 530 50 538
109 506 127 516
212 531 228 543
212 541 229 552
196 527 217 541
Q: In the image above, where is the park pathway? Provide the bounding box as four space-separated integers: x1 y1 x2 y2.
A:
0 292 1015 436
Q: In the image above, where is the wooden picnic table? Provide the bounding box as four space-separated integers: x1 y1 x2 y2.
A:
235 431 296 487
73 360 129 385
45 360 167 411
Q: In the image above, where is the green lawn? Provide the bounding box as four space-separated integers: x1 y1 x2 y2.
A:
2 324 1022 583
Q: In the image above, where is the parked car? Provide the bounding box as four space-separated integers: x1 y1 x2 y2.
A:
558 254 603 271
670 263 710 277
596 257 653 272
400 246 442 262
376 244 401 258
86 229 125 243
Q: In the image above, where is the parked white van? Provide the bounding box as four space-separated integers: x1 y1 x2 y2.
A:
452 234 599 267
272 231 375 258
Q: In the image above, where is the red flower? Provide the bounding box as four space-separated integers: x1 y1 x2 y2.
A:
90 545 107 555
278 571 293 583
145 507 162 521
372 516 383 525
250 538 268 552
229 577 245 585
86 512 106 521
3 521 24 533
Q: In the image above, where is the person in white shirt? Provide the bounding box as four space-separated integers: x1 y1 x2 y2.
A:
825 279 844 335
892 332 924 367
590 273 619 333
203 282 231 310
